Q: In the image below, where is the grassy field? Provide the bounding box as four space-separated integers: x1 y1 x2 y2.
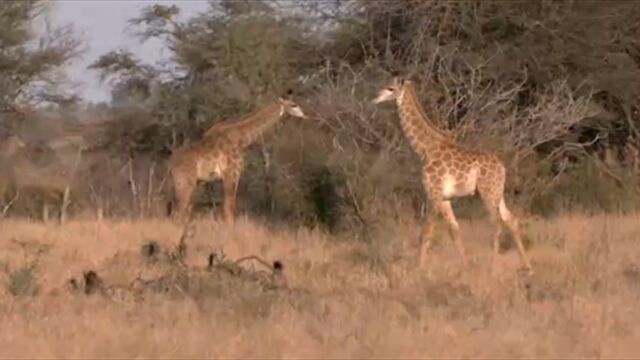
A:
0 213 639 358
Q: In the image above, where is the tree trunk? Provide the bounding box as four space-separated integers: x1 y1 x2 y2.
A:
60 187 70 224
42 203 49 223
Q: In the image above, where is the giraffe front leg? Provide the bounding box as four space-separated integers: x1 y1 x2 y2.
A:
222 172 240 225
175 191 194 222
437 200 468 267
172 173 196 223
419 207 437 268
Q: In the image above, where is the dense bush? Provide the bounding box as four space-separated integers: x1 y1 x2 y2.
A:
2 0 640 229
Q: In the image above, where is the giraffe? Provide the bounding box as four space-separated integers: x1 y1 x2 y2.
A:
168 91 307 223
372 76 533 274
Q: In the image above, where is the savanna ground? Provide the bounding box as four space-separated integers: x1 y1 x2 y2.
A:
0 213 639 358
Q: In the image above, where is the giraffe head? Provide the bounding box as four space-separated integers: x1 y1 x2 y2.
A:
278 89 307 119
372 76 408 105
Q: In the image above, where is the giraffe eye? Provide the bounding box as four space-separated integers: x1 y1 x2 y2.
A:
387 87 394 91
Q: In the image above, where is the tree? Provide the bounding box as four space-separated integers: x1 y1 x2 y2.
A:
83 0 640 221
88 49 157 107
0 1 86 220
0 1 81 112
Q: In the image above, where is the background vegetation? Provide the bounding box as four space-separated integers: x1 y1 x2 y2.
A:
2 0 640 232
2 2 640 357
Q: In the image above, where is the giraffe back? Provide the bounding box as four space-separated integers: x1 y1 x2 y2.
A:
424 144 505 199
169 133 243 182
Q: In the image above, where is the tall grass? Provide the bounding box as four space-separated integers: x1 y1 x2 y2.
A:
0 213 639 358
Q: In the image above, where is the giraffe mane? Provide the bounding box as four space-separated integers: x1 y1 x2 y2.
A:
402 83 455 144
204 101 281 136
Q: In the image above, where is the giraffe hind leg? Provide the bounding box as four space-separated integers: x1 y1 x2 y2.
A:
498 198 533 273
478 189 505 270
478 189 502 253
222 172 240 225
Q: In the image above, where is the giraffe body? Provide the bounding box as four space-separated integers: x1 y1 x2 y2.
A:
168 95 306 223
373 77 533 274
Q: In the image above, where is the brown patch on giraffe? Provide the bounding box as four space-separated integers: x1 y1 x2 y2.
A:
425 164 435 174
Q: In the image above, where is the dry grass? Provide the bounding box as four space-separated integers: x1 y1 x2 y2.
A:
0 213 640 358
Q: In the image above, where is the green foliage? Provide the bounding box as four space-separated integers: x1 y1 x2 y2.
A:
304 166 340 232
528 156 640 216
7 0 634 225
88 50 157 106
0 0 81 110
557 157 640 214
127 4 181 41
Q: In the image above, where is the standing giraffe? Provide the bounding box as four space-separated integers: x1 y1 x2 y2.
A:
372 77 533 274
168 91 307 223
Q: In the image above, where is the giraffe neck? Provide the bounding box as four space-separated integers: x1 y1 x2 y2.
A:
205 101 284 148
395 83 455 158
